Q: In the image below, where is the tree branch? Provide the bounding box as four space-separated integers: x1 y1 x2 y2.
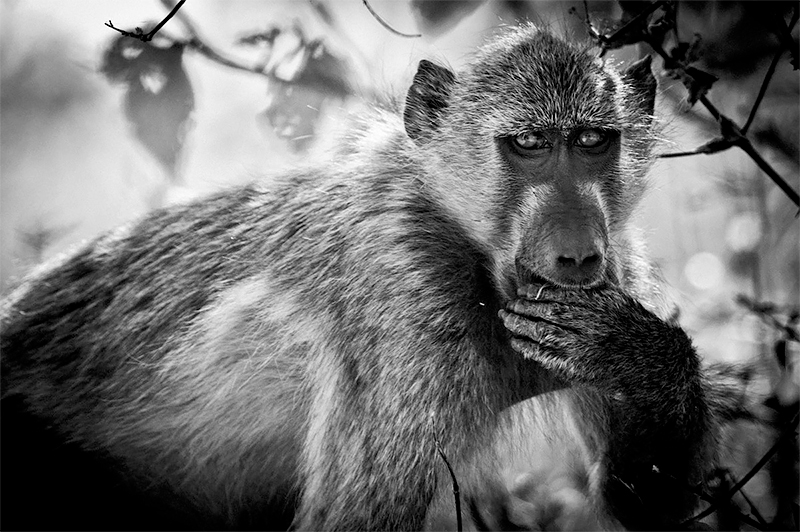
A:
683 412 799 526
647 37 799 207
105 0 186 42
742 6 800 134
362 0 421 38
434 435 462 532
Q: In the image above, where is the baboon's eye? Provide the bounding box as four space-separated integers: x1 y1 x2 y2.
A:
575 128 608 148
512 131 549 151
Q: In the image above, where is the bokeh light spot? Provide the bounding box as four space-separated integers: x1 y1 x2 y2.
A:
684 252 725 290
726 211 762 252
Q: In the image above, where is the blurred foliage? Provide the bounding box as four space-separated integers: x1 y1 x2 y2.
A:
101 31 194 178
238 24 351 151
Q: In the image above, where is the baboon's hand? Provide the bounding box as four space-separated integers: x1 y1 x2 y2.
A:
499 284 692 391
461 468 606 532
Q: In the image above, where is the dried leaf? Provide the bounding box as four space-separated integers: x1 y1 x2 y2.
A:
241 26 351 152
101 34 194 177
680 66 718 106
592 0 670 50
260 82 327 152
647 1 676 44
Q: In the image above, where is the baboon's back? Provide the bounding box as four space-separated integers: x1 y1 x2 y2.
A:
0 136 505 528
1 184 304 528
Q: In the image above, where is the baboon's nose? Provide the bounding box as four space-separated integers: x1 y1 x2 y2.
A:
554 245 604 285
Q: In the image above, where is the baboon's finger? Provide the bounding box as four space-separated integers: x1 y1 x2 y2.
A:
500 310 568 349
499 309 538 338
506 299 568 320
503 302 586 338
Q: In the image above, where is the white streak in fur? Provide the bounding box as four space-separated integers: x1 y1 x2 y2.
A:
97 276 324 520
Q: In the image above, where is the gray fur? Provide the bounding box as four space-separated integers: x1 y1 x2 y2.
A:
2 24 715 531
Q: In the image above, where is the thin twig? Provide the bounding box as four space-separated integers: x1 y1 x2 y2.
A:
147 0 186 40
151 0 365 98
742 50 784 135
647 39 721 122
659 149 716 159
157 0 274 77
602 0 666 47
691 72 800 209
683 412 799 525
660 469 765 530
582 0 592 31
743 6 800 133
727 471 769 528
433 436 462 532
697 94 722 122
738 138 800 207
737 295 799 342
648 38 800 207
362 0 421 38
105 0 186 42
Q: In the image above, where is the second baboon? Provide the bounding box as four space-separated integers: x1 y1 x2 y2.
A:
2 24 715 530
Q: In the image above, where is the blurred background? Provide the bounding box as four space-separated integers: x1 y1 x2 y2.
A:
1 0 798 528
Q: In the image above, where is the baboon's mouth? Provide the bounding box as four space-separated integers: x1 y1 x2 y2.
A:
513 257 550 286
515 268 550 288
513 257 612 291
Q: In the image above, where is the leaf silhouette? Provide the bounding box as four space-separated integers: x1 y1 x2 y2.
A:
240 26 351 152
101 33 194 177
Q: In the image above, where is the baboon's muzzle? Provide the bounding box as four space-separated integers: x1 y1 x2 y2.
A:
516 189 608 288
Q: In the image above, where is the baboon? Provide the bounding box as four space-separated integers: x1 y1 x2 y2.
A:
2 24 715 530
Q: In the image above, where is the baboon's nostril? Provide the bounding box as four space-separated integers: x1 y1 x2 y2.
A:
581 254 601 266
553 248 605 285
557 252 600 268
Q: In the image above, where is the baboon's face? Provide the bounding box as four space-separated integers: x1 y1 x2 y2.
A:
405 29 654 300
496 125 619 290
440 38 633 297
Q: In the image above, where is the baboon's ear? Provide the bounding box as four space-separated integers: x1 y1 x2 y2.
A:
404 60 456 143
623 55 656 117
